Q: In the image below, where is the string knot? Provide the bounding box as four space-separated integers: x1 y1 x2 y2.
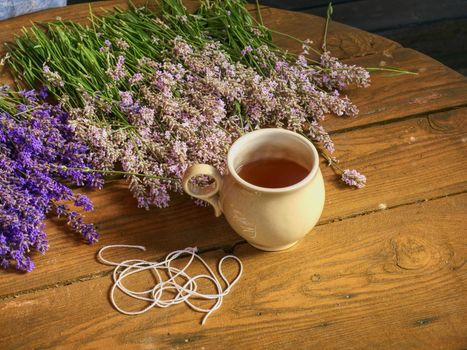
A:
97 245 243 325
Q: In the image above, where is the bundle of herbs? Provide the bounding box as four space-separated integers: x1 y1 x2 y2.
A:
0 86 101 271
1 0 416 270
6 0 387 209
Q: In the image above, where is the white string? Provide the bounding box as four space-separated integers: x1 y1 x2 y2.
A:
97 245 243 325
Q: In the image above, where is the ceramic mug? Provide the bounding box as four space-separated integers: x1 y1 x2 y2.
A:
182 128 325 251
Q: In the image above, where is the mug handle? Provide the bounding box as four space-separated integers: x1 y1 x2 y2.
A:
182 164 223 217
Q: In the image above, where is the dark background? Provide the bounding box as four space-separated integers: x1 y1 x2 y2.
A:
67 0 467 75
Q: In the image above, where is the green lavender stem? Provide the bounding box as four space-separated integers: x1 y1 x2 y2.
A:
323 2 333 51
58 166 179 182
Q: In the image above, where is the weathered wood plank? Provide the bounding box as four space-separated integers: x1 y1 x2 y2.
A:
1 193 465 349
1 107 465 297
254 6 400 58
322 107 467 219
324 48 467 132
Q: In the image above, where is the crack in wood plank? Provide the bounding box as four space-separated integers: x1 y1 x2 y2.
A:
329 105 467 136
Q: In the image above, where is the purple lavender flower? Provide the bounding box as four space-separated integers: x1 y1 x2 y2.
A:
19 89 38 103
341 169 367 188
129 73 143 85
16 104 27 112
0 87 102 272
106 55 127 81
38 86 49 99
59 204 99 244
0 85 10 96
119 91 134 108
99 38 112 52
73 194 94 211
241 45 253 56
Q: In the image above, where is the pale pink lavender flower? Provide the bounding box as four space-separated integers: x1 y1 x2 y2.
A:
119 91 134 107
296 55 308 67
151 35 161 45
152 18 169 30
68 37 369 208
129 73 144 85
138 106 155 126
42 64 64 87
341 169 367 188
172 37 193 57
175 15 188 23
115 38 129 51
318 51 371 90
301 39 313 55
106 55 127 81
99 39 112 53
251 27 262 37
241 45 253 56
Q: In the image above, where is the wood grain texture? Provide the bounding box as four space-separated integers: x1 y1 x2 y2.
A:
0 193 465 350
323 107 467 218
254 6 400 58
1 107 465 297
0 2 466 349
324 48 467 132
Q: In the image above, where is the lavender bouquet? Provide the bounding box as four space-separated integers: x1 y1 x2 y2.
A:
7 0 406 211
0 86 102 271
0 0 417 270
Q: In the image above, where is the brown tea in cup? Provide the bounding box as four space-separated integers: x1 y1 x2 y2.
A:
236 158 310 188
182 128 325 251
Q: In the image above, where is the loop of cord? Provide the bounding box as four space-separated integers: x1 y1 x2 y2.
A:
97 245 243 325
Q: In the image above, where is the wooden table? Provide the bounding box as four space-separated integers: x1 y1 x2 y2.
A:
0 1 466 349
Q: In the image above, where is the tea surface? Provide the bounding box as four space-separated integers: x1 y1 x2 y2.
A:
237 158 310 188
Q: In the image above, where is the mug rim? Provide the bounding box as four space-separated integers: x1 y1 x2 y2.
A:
227 128 320 193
